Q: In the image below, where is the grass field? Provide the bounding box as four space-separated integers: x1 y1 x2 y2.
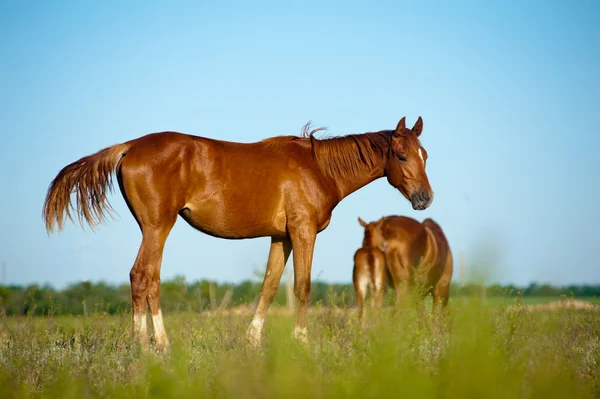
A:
0 298 599 398
460 295 598 306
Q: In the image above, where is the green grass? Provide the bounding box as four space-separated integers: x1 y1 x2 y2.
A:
464 295 598 306
0 299 599 398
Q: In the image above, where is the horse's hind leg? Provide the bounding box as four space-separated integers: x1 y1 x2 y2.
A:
432 253 453 316
246 237 292 348
432 280 450 315
353 267 368 329
145 229 173 350
289 223 317 344
118 159 179 350
372 255 386 310
130 223 175 350
387 251 411 308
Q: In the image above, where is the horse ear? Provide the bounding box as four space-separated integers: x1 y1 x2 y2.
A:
358 217 367 227
377 218 385 228
412 116 423 137
394 117 406 137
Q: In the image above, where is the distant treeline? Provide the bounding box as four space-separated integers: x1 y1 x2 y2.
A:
0 277 598 316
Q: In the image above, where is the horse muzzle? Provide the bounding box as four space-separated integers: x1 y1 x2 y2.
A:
410 191 433 210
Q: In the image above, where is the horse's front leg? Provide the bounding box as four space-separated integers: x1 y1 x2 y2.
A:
246 237 292 348
289 222 317 345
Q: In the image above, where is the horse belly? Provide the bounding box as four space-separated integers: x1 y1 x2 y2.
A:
179 196 287 239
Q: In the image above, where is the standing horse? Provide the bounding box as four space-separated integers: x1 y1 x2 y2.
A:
353 217 387 328
379 216 453 312
43 116 433 350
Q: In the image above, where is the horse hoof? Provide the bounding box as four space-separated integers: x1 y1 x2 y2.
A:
246 336 262 349
154 340 170 354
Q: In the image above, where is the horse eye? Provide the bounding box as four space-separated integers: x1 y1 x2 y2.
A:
397 154 407 162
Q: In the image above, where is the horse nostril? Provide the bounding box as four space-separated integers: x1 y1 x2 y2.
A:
420 191 430 202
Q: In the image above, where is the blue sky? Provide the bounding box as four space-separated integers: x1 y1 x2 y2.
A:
1 1 599 288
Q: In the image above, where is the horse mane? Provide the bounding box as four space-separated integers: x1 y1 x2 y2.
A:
260 122 393 181
307 124 392 181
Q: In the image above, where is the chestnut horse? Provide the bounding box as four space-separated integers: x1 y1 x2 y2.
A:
379 216 453 312
353 217 387 327
43 116 433 349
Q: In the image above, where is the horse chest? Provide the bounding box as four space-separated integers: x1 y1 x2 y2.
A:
317 215 332 232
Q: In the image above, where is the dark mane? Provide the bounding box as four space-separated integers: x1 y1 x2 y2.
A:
309 128 393 181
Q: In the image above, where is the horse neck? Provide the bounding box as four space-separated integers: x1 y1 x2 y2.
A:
335 159 387 201
310 131 391 201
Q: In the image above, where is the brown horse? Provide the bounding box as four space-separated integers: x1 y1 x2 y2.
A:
378 216 453 312
43 116 433 349
353 217 387 327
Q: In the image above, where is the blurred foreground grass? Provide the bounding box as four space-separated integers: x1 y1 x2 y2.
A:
0 298 598 398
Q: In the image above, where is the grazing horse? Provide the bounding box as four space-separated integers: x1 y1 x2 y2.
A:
43 116 433 350
353 217 387 327
379 216 453 312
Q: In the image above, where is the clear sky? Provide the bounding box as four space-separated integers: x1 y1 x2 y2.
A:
1 1 599 288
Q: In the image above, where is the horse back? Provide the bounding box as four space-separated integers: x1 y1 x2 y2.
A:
381 216 429 266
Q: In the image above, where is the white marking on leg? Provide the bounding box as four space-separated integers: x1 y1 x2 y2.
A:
358 274 370 295
133 313 148 347
374 280 383 292
293 326 308 344
356 273 370 305
246 314 265 347
250 315 265 334
134 313 147 334
151 309 169 349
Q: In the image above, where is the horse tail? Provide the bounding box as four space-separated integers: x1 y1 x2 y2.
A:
43 143 131 233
